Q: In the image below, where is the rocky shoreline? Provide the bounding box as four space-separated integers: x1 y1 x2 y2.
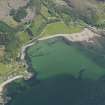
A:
0 27 104 105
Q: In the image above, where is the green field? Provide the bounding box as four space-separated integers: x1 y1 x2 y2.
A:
41 22 83 36
0 63 12 75
31 15 46 36
27 38 105 79
0 63 15 83
0 62 26 84
18 31 30 44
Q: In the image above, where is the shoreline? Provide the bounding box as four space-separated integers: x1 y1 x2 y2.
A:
21 27 101 63
0 76 23 93
39 28 100 42
20 27 101 81
0 76 23 105
0 27 102 105
0 27 100 92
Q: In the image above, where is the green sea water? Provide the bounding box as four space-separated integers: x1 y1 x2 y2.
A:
7 38 105 105
27 38 105 79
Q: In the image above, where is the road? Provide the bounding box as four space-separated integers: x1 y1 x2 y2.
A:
0 75 23 93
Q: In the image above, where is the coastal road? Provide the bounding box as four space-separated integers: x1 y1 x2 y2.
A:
0 75 23 93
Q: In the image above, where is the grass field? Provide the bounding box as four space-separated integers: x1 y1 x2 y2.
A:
41 22 83 36
0 63 14 83
0 62 26 83
31 15 46 35
27 38 105 79
18 31 30 44
0 63 12 75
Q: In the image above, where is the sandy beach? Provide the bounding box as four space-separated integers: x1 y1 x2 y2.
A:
39 28 101 42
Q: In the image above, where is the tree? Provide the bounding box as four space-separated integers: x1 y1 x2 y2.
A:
10 7 27 22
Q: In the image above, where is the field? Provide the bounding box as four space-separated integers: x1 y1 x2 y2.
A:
0 62 26 84
0 63 15 83
18 31 30 44
31 15 46 35
0 63 12 75
41 22 83 36
27 38 105 79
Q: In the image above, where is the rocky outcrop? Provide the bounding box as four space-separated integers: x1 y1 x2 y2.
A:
0 92 11 105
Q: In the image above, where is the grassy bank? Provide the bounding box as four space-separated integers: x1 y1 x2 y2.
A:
41 22 83 36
